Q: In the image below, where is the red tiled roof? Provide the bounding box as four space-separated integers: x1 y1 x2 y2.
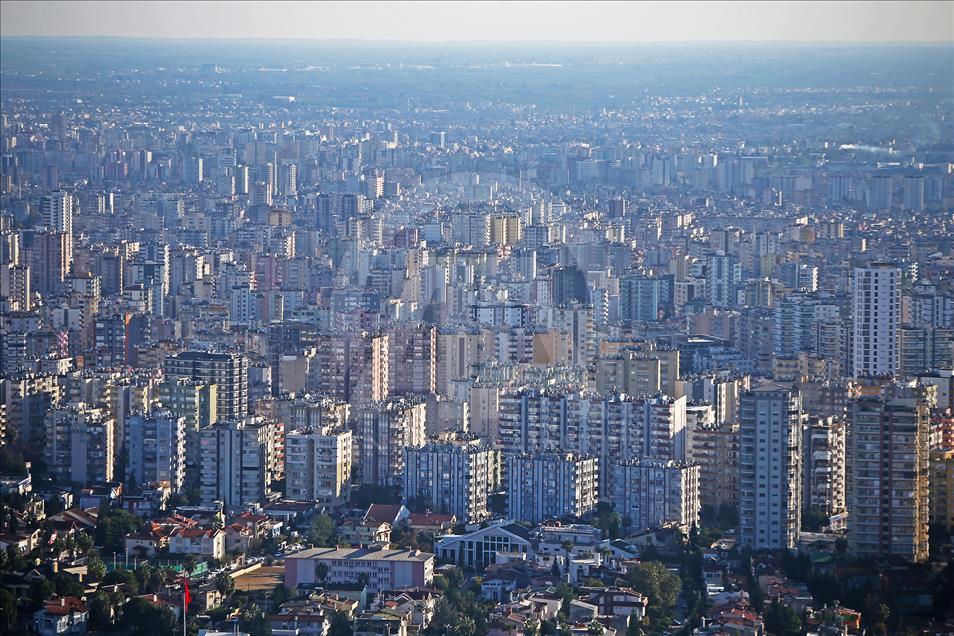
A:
365 504 403 523
43 597 87 616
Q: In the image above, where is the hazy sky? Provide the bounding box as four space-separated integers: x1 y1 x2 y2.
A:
2 1 952 42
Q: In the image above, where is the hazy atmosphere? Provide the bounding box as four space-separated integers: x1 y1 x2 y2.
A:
1 3 954 636
2 0 953 42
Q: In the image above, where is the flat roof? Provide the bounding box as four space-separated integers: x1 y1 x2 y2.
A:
287 546 434 562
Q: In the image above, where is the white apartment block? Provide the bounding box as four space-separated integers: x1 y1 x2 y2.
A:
851 264 900 377
285 426 353 510
610 458 700 532
507 451 599 524
738 385 802 550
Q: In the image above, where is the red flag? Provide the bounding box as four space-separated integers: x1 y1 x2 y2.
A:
183 576 191 608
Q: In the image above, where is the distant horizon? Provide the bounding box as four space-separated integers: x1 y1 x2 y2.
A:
3 35 952 46
2 1 952 43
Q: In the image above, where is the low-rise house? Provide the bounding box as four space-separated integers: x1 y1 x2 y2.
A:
580 587 648 622
46 508 97 535
568 599 599 623
124 522 170 557
364 504 410 526
481 578 518 603
338 519 391 546
261 500 320 531
353 610 409 636
189 583 224 614
804 602 863 635
405 512 456 534
232 510 281 539
268 599 329 636
535 523 603 557
121 482 171 517
224 523 255 552
0 528 41 553
373 588 438 632
34 596 88 636
698 602 765 636
168 526 226 561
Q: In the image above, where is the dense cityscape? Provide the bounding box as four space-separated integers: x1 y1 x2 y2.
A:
1 9 954 636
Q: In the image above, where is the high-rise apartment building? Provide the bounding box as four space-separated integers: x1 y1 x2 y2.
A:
687 423 740 510
851 264 900 377
385 322 436 397
610 458 700 533
44 402 115 487
847 383 930 562
285 426 353 510
930 449 954 531
125 411 186 493
738 384 802 550
351 399 426 487
802 416 847 518
164 351 247 420
41 190 73 247
507 451 598 525
199 416 278 512
404 436 499 523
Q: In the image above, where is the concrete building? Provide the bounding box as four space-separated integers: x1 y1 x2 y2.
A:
403 436 499 523
284 545 434 593
498 389 686 496
930 449 954 531
285 426 353 510
164 351 247 420
385 322 436 397
738 385 802 550
610 458 700 532
851 264 900 377
199 416 278 512
351 399 426 487
434 520 532 569
44 402 115 487
687 423 740 510
125 411 186 493
506 451 599 524
802 416 846 518
848 383 930 562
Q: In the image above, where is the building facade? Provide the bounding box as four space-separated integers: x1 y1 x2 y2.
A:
738 385 802 550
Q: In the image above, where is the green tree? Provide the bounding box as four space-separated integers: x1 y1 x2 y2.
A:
74 532 93 555
119 597 178 636
101 568 140 594
28 579 55 609
0 588 18 632
315 562 329 583
88 591 115 630
271 583 290 611
87 557 107 582
215 571 234 596
53 573 85 598
95 509 141 554
239 606 273 636
308 514 335 547
625 561 681 631
801 507 828 532
327 610 353 636
763 599 802 636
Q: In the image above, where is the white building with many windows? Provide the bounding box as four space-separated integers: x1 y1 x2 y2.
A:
610 458 700 533
285 426 352 510
506 451 598 524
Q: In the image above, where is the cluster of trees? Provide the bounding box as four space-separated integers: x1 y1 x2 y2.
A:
623 561 681 633
423 568 490 636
